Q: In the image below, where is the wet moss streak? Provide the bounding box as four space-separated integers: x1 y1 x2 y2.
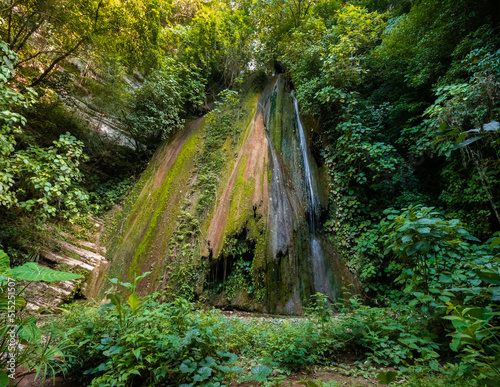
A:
128 130 202 282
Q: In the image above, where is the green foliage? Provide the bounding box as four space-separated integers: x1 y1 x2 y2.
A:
443 305 500 382
383 206 480 294
88 176 134 214
165 209 202 301
0 0 170 85
43 279 244 386
100 272 151 327
305 292 331 325
126 59 206 152
10 262 83 282
195 89 241 216
170 3 253 88
0 249 82 384
376 370 398 385
0 34 89 224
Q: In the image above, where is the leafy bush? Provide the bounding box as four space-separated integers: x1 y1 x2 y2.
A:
1 35 89 224
0 249 82 385
44 275 243 386
125 58 205 153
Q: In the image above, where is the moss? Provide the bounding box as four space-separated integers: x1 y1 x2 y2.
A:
252 218 268 270
199 91 261 243
102 122 204 298
128 129 202 278
224 155 255 238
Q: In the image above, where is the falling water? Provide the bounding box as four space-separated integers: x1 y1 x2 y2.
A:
291 91 335 302
291 91 319 226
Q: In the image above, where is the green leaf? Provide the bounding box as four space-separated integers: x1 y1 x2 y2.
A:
0 371 10 387
200 356 217 368
194 366 212 382
402 235 412 243
490 236 500 249
216 351 238 364
452 136 483 150
376 371 398 385
251 365 272 382
128 293 140 314
18 316 41 344
180 360 197 374
10 263 82 282
133 271 151 289
483 378 500 387
478 268 500 285
0 250 10 273
107 293 123 307
439 274 453 283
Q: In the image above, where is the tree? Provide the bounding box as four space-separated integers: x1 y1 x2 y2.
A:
0 34 88 222
125 58 205 152
170 2 253 88
0 0 171 87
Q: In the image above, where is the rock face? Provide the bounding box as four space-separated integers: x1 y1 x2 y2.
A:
104 76 355 314
25 236 109 312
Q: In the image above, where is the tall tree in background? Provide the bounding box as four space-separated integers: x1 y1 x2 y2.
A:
0 0 170 86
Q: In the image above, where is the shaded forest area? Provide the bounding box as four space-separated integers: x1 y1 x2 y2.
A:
0 0 499 385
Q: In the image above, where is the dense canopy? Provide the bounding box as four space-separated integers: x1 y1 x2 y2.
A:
0 0 499 385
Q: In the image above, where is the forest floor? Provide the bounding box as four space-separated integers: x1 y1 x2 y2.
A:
13 367 384 387
14 310 389 386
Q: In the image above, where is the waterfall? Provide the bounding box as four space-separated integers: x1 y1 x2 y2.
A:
291 91 336 302
291 91 319 226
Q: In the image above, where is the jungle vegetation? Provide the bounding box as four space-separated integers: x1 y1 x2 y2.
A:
0 0 499 385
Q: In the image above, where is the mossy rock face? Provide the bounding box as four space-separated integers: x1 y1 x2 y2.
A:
103 76 352 313
104 119 205 295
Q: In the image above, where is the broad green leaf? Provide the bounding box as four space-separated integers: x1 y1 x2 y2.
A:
180 359 197 374
216 350 238 364
18 316 41 344
10 263 82 282
251 365 272 382
490 236 500 249
452 135 483 150
478 268 500 285
107 294 123 307
402 235 412 243
128 293 140 314
194 366 212 382
0 371 9 387
200 356 217 368
133 271 151 288
0 250 10 273
376 371 397 385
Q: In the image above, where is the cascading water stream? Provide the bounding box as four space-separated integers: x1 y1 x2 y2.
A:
291 91 335 301
291 91 318 228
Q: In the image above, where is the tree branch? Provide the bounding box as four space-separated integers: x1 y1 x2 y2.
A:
13 18 44 53
29 37 87 87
